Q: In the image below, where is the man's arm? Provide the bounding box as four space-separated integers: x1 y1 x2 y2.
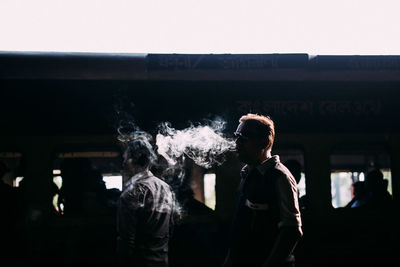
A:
262 226 302 267
263 172 303 267
116 189 143 263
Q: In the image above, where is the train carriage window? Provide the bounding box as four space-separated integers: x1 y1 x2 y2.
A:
102 174 123 190
204 173 216 210
330 150 392 208
189 161 217 211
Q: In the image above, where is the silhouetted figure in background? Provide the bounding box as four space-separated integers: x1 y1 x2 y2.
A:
341 170 395 266
57 158 118 267
363 169 392 209
152 155 221 266
175 181 214 221
0 161 19 265
81 169 110 216
0 160 15 223
117 138 175 267
345 181 366 208
105 187 122 214
344 169 392 211
2 154 60 267
58 158 92 216
154 155 214 222
17 176 61 267
168 180 220 267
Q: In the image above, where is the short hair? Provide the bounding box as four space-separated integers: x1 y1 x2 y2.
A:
239 113 275 150
125 138 157 168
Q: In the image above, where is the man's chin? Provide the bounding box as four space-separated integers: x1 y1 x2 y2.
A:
238 154 258 166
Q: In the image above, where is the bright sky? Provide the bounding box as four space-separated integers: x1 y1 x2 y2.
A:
1 0 399 55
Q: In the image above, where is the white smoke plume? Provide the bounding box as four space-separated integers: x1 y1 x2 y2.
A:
117 120 153 144
156 118 236 169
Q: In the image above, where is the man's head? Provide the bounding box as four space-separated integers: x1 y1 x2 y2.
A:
234 113 275 166
123 138 157 177
365 169 386 192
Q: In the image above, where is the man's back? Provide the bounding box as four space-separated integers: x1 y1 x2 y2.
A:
117 170 174 267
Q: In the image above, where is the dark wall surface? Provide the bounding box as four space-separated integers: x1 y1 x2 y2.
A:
1 80 400 136
1 53 400 267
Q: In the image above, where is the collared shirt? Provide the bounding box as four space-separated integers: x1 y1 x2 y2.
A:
117 170 174 267
243 156 302 228
229 155 302 267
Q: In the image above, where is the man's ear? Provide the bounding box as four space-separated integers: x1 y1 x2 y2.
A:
126 158 135 167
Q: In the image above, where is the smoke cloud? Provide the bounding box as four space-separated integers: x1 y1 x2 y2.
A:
155 118 236 169
117 120 153 144
116 114 236 221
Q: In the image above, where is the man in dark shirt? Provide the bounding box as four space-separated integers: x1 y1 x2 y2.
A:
224 114 303 267
117 138 175 267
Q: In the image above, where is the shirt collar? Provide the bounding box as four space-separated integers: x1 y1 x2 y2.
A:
124 169 153 188
241 155 280 177
256 155 280 175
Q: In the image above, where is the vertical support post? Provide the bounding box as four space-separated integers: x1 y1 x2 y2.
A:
303 140 332 215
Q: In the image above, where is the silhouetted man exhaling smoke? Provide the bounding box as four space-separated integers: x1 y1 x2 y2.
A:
117 138 175 267
224 113 303 267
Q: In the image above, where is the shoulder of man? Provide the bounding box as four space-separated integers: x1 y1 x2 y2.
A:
145 173 173 192
264 159 298 189
121 180 149 201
